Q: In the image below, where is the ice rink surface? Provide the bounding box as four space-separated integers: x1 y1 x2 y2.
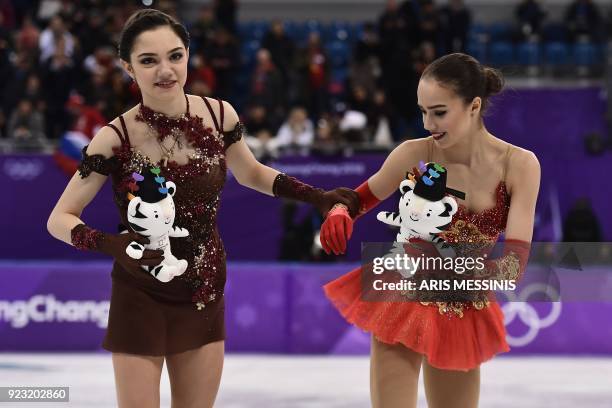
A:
0 354 611 407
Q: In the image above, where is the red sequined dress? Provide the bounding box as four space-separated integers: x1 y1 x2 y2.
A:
77 96 244 355
324 147 513 371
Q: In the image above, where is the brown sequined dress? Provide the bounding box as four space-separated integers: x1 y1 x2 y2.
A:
77 97 244 355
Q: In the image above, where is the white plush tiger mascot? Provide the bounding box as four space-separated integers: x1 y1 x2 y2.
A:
125 167 189 282
377 162 465 277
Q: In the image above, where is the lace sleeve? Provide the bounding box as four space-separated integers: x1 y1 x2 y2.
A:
77 145 119 178
222 122 245 151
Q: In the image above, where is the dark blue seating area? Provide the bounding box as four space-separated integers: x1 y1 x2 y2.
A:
237 19 606 75
467 22 605 70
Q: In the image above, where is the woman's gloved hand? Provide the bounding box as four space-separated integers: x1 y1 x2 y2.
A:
71 224 164 276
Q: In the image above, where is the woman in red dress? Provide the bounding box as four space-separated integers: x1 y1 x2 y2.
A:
46 9 358 408
321 53 540 408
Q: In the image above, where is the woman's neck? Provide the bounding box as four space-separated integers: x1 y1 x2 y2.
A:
436 125 494 166
140 92 187 118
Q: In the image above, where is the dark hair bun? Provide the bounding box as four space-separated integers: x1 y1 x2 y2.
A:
484 67 504 97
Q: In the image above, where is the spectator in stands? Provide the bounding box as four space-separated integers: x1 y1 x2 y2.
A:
7 98 46 151
65 93 106 141
298 32 329 121
354 22 381 63
243 104 276 160
378 0 409 73
214 0 238 34
188 54 216 96
262 19 296 88
417 0 440 46
369 89 396 147
207 27 240 99
15 14 40 57
38 14 75 62
347 84 374 124
349 23 382 98
74 10 113 57
190 5 220 54
244 104 274 135
275 106 315 150
439 0 471 53
515 0 546 40
564 0 603 42
563 198 602 241
41 36 75 138
312 113 343 151
250 48 285 128
22 73 45 109
83 46 118 78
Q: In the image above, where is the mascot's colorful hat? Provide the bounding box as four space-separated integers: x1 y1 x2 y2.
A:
411 162 466 202
127 166 169 202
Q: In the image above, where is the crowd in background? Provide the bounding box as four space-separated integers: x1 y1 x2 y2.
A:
0 0 608 258
1 0 612 155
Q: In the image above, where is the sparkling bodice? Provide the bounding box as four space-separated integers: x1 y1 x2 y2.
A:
77 105 244 309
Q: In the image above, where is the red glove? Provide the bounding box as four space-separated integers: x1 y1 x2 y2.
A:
320 204 353 255
319 180 381 255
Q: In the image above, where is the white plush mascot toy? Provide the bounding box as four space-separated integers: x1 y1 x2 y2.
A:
125 167 189 282
377 162 466 277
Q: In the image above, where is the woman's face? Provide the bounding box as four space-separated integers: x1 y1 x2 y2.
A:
416 77 481 148
125 26 189 101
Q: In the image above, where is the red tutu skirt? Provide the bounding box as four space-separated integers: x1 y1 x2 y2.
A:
324 266 510 371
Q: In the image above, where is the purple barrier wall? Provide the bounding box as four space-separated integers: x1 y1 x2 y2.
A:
1 261 611 355
3 87 612 261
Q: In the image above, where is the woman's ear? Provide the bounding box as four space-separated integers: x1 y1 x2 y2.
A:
121 60 134 80
470 97 482 116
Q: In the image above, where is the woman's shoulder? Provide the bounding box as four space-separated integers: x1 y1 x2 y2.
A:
390 136 432 163
188 94 240 132
503 141 539 171
500 140 541 194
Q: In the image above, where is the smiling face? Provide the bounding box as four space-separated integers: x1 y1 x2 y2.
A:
417 77 481 148
123 26 189 101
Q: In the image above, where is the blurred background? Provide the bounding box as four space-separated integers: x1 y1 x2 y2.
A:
1 0 612 406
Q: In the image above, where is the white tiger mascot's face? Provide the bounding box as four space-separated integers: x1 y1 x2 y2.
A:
397 178 458 237
127 181 177 239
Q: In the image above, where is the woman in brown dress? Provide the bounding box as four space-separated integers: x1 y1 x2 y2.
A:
46 9 358 408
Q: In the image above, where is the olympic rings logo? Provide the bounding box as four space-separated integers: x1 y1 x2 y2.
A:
501 283 562 347
3 159 44 181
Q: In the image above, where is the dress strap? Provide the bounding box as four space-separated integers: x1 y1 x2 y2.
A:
118 115 131 146
202 97 221 133
218 98 224 131
105 123 127 146
501 145 512 183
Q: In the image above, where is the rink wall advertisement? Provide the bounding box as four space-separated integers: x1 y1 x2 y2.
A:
1 260 611 355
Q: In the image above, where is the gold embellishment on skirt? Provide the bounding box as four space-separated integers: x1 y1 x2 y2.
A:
420 299 491 318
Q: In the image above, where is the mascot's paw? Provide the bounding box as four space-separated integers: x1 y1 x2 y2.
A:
151 264 181 283
176 259 188 275
126 241 144 259
172 226 189 238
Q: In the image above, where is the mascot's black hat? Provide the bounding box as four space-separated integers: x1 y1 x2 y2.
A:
127 166 169 203
411 162 466 202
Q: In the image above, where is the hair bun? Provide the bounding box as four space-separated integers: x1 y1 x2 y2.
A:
484 67 504 96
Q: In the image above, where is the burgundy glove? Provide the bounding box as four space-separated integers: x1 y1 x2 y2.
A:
272 173 360 218
71 224 164 277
